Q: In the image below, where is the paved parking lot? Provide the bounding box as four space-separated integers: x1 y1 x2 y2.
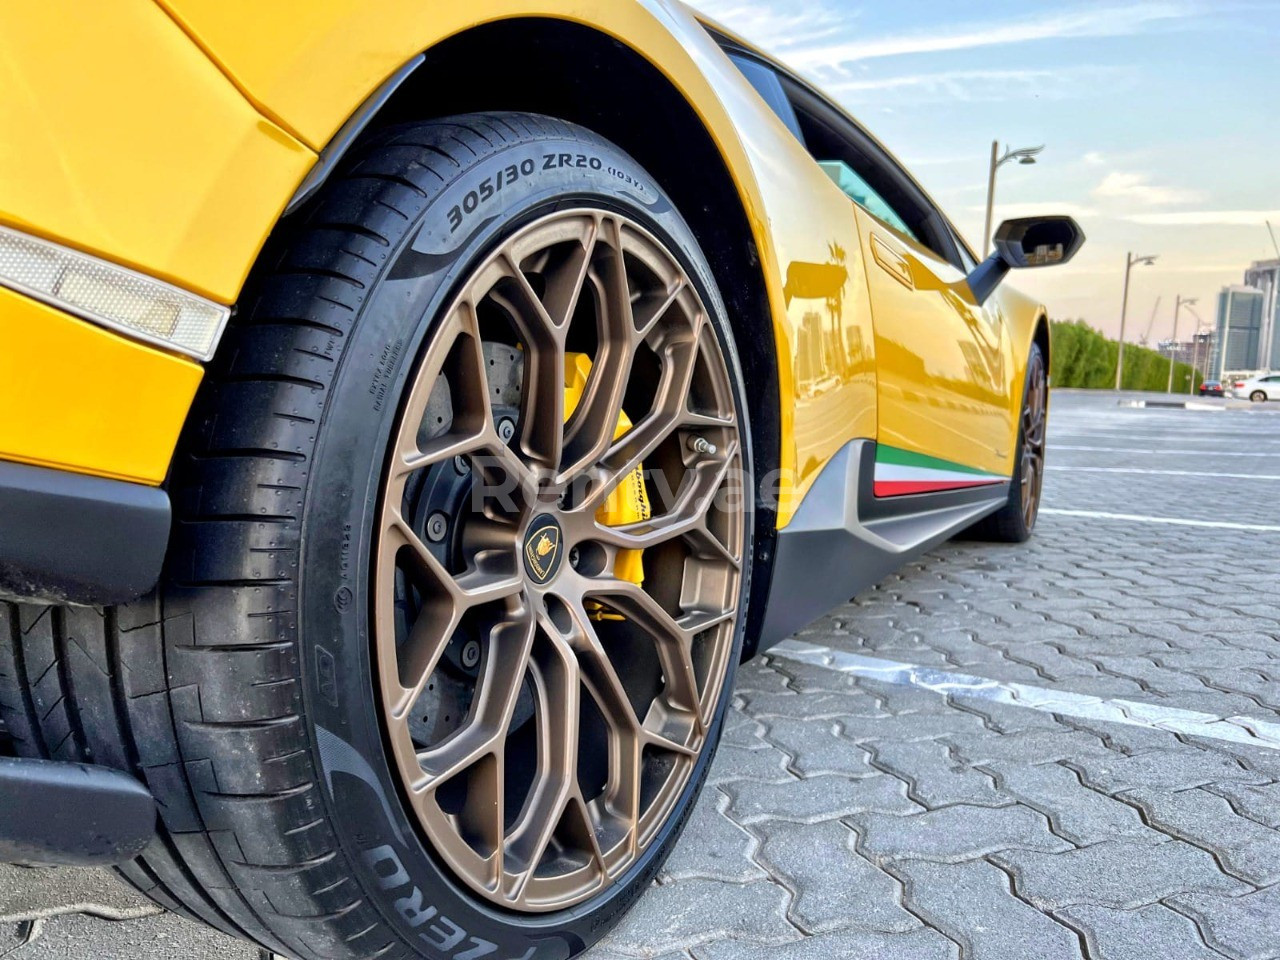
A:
5 389 1280 960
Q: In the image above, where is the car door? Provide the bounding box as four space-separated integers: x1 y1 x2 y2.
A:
765 77 1015 493
850 196 1012 488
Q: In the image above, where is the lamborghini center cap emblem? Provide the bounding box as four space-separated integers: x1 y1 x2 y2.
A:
523 514 564 585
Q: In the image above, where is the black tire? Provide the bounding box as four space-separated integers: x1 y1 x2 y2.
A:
0 113 753 959
1251 390 1267 402
964 343 1047 544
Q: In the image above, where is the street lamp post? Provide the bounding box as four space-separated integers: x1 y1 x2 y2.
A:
1166 295 1197 393
1114 251 1159 391
983 141 1045 256
1185 306 1207 395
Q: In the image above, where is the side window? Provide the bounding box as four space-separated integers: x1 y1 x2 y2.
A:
818 160 917 241
725 54 806 146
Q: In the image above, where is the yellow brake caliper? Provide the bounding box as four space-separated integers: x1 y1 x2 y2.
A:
563 353 649 610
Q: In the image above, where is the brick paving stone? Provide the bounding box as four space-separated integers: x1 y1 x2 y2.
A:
1167 886 1280 960
762 716 878 779
853 803 1070 863
1056 903 1225 960
866 739 1008 808
1121 787 1280 886
840 712 989 745
893 859 1080 959
1207 781 1280 828
660 787 767 885
981 761 1152 845
994 839 1249 910
738 688 886 720
593 878 795 957
706 741 797 787
1070 748 1263 794
725 775 919 826
946 729 1111 766
752 820 918 934
689 927 957 960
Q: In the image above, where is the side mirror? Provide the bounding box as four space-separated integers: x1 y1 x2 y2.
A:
969 216 1086 305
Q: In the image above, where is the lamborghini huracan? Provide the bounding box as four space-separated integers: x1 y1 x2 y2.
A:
0 3 1082 957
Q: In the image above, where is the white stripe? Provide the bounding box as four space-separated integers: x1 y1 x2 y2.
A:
1040 508 1280 532
875 462 1004 484
1054 445 1280 457
771 640 1280 751
1049 466 1280 481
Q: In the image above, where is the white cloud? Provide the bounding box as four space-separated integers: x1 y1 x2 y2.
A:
1093 171 1204 206
691 0 851 52
827 65 1128 104
1125 209 1280 226
781 2 1197 71
971 201 1100 220
1082 151 1107 166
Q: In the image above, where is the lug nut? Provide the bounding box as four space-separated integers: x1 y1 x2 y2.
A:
568 546 581 569
498 418 516 443
426 512 449 542
453 455 469 475
687 435 718 456
460 639 481 669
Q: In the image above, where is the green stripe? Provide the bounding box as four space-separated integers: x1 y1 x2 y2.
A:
874 444 991 477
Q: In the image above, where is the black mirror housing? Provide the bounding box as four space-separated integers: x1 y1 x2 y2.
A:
993 215 1086 269
968 215 1086 305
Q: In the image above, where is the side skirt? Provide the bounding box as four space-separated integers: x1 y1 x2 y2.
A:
752 439 1008 652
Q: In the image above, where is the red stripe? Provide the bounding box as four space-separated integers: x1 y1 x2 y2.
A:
874 478 1005 497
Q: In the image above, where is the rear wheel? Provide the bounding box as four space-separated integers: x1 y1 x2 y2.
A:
0 113 752 959
964 343 1046 543
1251 390 1267 402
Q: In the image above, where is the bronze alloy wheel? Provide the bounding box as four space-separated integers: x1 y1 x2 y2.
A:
1019 350 1047 529
373 209 745 912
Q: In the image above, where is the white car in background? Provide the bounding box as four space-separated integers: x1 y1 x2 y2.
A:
1232 374 1280 401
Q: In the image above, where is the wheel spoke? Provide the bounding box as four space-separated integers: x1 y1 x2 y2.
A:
392 302 494 480
415 608 536 789
586 580 706 719
503 624 581 902
590 440 739 562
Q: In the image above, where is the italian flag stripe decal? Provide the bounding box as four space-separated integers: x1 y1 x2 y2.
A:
874 445 1008 497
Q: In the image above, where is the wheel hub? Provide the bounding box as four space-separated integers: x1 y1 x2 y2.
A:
522 514 565 585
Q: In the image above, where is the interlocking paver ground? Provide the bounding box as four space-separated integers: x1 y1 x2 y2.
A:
5 391 1280 959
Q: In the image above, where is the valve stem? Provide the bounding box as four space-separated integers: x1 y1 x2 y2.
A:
687 435 717 456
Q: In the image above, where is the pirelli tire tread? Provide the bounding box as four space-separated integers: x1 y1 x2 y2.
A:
0 112 748 960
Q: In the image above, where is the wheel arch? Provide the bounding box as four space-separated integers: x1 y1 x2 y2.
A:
251 17 784 658
1034 310 1052 381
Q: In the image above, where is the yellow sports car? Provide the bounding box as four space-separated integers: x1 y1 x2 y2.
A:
0 2 1082 957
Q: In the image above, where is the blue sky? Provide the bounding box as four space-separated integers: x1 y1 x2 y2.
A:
693 0 1280 340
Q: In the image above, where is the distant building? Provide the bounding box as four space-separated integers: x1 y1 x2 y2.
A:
1243 258 1280 370
1212 285 1265 377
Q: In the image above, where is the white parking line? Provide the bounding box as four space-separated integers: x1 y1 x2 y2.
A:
1039 508 1280 532
1048 466 1280 481
1053 433 1280 446
771 640 1280 751
1054 445 1280 457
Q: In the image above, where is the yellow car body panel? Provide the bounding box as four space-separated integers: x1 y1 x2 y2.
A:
0 287 202 485
0 1 314 303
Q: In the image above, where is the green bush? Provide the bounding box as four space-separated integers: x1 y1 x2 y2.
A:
1049 319 1202 392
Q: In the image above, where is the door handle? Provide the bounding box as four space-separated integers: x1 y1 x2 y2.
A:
870 234 913 289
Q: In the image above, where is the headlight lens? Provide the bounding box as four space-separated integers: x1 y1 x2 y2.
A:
0 225 228 360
